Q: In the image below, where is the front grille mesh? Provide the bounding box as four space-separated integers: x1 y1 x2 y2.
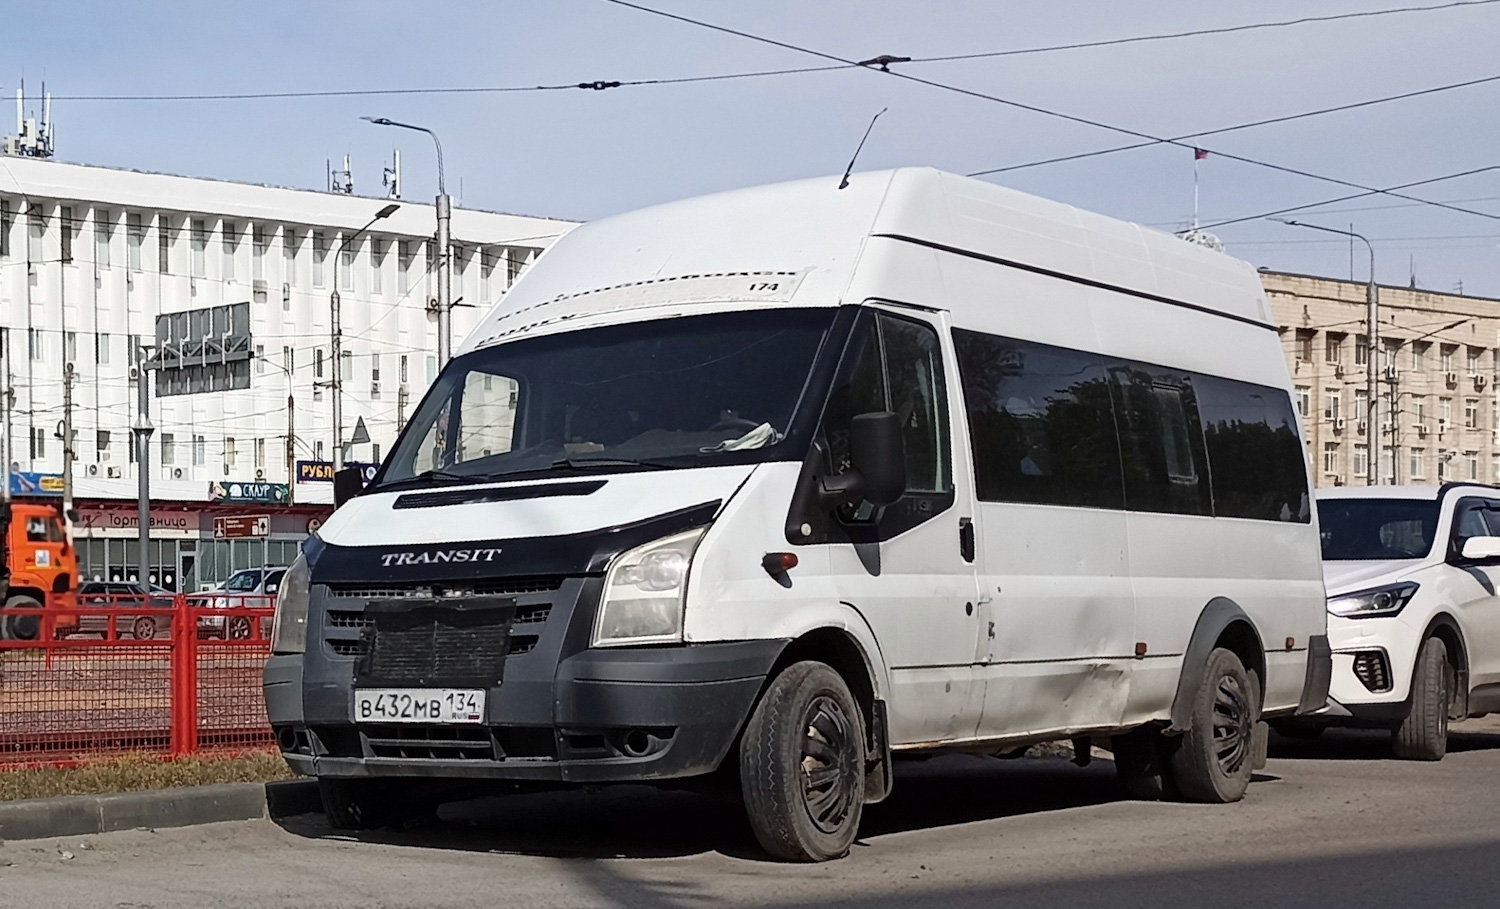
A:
327 577 563 600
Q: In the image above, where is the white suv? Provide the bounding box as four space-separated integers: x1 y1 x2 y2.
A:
1296 484 1500 759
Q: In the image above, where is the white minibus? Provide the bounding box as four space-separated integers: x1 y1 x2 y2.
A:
265 168 1331 861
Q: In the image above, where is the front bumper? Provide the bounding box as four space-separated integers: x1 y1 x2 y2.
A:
264 639 784 783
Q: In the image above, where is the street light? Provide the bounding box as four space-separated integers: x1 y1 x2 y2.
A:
1278 220 1378 485
361 116 453 367
330 203 399 472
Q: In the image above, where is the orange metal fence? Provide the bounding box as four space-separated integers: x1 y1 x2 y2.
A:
0 593 276 766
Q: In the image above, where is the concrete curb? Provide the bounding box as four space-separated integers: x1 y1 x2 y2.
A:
0 779 320 841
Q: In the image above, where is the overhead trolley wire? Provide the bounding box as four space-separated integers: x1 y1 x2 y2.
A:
600 0 1500 225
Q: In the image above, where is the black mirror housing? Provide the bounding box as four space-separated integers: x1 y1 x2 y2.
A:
849 411 907 507
333 466 366 507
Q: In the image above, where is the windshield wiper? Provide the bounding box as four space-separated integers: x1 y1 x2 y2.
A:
370 467 489 492
549 456 679 472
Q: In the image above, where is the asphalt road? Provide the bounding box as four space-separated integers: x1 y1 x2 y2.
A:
4 720 1500 909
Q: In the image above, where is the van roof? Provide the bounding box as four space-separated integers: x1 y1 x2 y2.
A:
462 167 1269 353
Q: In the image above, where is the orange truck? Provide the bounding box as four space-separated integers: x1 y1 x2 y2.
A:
1 499 78 640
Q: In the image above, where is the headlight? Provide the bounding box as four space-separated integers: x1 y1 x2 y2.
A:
1327 582 1419 618
592 527 707 647
270 549 313 654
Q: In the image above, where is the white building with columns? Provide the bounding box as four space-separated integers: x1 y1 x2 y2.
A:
0 155 572 586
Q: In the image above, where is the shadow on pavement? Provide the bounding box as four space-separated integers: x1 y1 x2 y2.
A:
1269 726 1500 761
276 754 1136 861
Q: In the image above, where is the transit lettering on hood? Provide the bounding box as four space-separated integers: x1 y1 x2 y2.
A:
378 548 504 567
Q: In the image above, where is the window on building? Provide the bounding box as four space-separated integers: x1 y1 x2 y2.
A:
507 248 531 286
315 440 325 460
1294 330 1314 363
96 430 111 461
94 209 111 269
1442 397 1454 426
1323 388 1341 421
314 348 324 378
253 225 268 281
1382 339 1400 370
341 350 353 382
1468 347 1483 376
1355 389 1370 425
26 203 43 264
225 437 237 468
222 221 237 281
480 248 495 301
1411 447 1425 478
0 197 10 258
398 240 412 294
400 355 408 384
284 227 301 287
64 332 77 364
339 240 354 291
30 426 45 459
370 353 381 398
1412 341 1429 371
370 238 385 295
426 355 437 383
1323 442 1339 476
283 345 294 375
126 212 144 272
1383 446 1397 484
312 231 327 288
60 205 74 264
190 219 207 278
372 442 381 464
158 215 173 274
1323 333 1342 364
1466 398 1480 430
28 328 41 362
1466 450 1479 480
255 343 265 375
1441 344 1456 373
255 438 265 470
96 332 111 366
1355 334 1369 366
1354 444 1369 478
193 435 206 466
1295 386 1310 418
161 433 175 466
1414 395 1427 424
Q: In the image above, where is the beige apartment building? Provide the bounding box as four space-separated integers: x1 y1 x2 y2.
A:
1264 271 1500 488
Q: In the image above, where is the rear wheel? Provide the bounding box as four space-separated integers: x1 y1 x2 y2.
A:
2 595 43 641
131 616 157 640
227 617 252 640
740 661 865 862
1168 647 1259 803
1392 636 1450 761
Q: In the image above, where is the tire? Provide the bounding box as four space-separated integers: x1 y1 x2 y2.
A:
1168 647 1259 803
740 661 866 862
1111 725 1177 801
2 595 43 642
132 616 157 640
1392 636 1450 761
318 778 394 830
227 617 252 640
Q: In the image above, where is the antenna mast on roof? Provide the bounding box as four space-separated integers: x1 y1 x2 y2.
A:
382 149 401 200
4 80 54 158
329 154 354 194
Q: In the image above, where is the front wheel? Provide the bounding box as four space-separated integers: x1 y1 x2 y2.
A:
1168 647 1259 803
2 595 43 641
1392 636 1450 761
739 661 866 862
132 616 157 640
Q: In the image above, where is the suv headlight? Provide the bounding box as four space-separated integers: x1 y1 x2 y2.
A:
270 550 313 654
1327 582 1419 618
592 527 707 647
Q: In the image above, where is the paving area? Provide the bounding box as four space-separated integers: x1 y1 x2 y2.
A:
3 720 1499 909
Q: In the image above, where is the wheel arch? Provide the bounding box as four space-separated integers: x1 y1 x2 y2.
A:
1421 612 1468 716
1167 597 1266 734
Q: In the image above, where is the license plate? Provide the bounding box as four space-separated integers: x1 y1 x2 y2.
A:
354 689 486 724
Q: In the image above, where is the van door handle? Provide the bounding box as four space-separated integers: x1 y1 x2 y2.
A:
959 518 975 563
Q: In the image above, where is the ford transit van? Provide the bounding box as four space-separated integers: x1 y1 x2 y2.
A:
265 168 1331 861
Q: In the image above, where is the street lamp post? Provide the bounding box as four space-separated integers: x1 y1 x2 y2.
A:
329 204 399 472
1280 220 1377 485
361 117 452 366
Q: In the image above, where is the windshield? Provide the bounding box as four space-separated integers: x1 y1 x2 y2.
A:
379 308 837 486
224 570 262 592
1318 498 1440 560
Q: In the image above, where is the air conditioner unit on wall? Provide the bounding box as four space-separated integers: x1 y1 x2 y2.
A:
1333 418 1346 432
106 466 121 479
172 467 184 479
1357 420 1368 434
87 463 99 476
1417 424 1430 438
1446 372 1460 388
1477 375 1489 390
1334 364 1346 378
255 468 265 480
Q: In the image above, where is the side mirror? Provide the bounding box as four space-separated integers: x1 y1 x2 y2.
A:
820 411 907 509
333 466 366 507
1461 537 1500 561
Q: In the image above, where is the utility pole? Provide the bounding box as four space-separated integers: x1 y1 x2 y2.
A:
331 288 343 472
2 328 12 507
286 390 295 505
132 343 154 586
60 363 75 530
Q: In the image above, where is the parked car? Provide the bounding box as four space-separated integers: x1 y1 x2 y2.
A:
192 567 284 639
1298 483 1500 759
72 581 176 640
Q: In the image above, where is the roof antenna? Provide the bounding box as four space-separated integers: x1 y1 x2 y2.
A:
838 107 887 190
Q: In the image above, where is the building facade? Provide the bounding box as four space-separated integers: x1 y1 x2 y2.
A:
0 156 572 587
1264 271 1500 489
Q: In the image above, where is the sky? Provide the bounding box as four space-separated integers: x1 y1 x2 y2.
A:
4 0 1500 295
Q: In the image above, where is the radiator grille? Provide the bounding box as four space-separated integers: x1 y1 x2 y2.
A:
359 605 513 686
327 577 563 600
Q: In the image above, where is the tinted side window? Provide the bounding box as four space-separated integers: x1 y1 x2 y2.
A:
954 330 1123 509
1194 375 1310 522
1110 366 1211 516
881 315 951 495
